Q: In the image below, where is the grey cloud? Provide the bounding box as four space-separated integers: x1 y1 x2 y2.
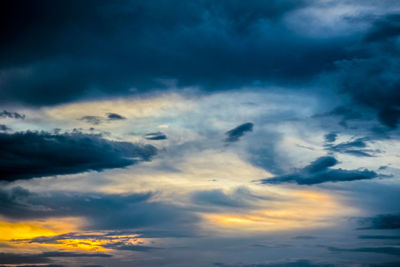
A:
191 187 270 208
336 13 400 129
0 187 198 234
358 235 400 240
0 131 157 181
225 122 254 142
106 113 126 120
260 156 378 185
327 246 400 256
79 115 103 125
0 110 25 119
324 132 337 143
145 132 167 140
358 213 400 230
0 124 11 131
79 113 126 125
364 14 400 43
215 259 334 267
326 137 378 157
0 252 109 265
0 0 360 106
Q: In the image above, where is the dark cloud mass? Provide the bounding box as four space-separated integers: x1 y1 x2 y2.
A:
261 156 378 185
0 0 360 106
225 122 254 142
0 131 157 181
358 213 400 229
336 13 400 128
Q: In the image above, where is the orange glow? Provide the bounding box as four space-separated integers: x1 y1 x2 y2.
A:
45 238 109 252
201 189 358 234
0 217 80 241
40 233 143 252
0 218 146 253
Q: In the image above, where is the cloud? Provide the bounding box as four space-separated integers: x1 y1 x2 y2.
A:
358 213 400 229
0 131 157 181
364 14 400 43
327 246 400 256
79 113 126 125
0 110 25 119
0 0 362 106
324 132 337 143
0 124 11 131
334 13 400 129
79 115 103 125
358 235 400 240
215 259 334 267
191 187 269 208
0 187 198 233
24 231 159 252
225 122 254 142
260 156 378 185
106 113 126 120
145 132 167 140
313 106 365 128
326 137 378 157
0 252 109 265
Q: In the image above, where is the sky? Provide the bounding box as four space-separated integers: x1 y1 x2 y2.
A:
0 0 400 266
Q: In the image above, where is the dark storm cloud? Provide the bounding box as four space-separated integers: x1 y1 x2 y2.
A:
0 110 25 119
145 132 167 140
260 156 378 185
0 0 363 106
364 14 400 43
0 187 198 233
358 213 400 229
337 55 400 128
225 122 254 142
0 131 157 181
334 12 400 129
